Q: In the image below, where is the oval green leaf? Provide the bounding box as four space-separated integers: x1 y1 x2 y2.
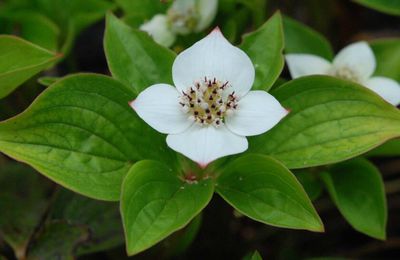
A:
115 0 167 21
354 0 400 16
104 13 176 94
0 10 60 51
370 38 400 81
0 163 53 256
240 12 284 91
121 160 214 256
249 76 400 169
0 74 176 201
283 15 334 60
0 35 61 99
367 139 400 157
27 220 89 260
216 154 323 232
321 158 387 239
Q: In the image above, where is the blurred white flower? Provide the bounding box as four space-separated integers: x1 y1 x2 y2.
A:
167 0 218 34
131 28 288 167
286 42 400 106
139 14 176 47
140 0 218 47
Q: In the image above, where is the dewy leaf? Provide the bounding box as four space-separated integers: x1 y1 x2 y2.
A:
240 12 284 91
0 74 176 201
249 76 400 169
216 154 323 232
282 15 334 60
49 189 124 255
26 220 89 260
104 13 176 95
321 158 387 239
370 38 400 81
121 160 214 256
0 35 61 99
354 0 400 16
0 163 53 258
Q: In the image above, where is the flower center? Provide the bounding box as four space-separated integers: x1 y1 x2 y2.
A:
167 3 199 34
179 77 238 126
329 66 361 83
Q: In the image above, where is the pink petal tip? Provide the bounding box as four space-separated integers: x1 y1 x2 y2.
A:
198 162 209 169
129 99 136 109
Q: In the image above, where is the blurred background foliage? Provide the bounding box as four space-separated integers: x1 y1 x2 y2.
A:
0 0 399 259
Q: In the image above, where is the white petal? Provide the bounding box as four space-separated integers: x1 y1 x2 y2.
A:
364 77 400 106
333 41 376 81
285 54 331 79
195 0 218 32
225 91 288 136
172 28 255 97
166 124 248 167
140 14 176 47
131 84 192 134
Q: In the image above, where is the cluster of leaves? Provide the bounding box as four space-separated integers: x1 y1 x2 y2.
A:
0 162 123 259
0 0 399 258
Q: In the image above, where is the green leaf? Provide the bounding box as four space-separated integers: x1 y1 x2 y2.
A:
26 220 89 260
216 154 323 232
33 0 115 55
0 74 176 201
115 0 168 21
237 0 267 27
354 0 400 16
34 0 115 33
121 160 214 255
49 189 123 255
366 139 400 157
104 13 176 94
0 35 61 99
0 163 53 258
321 158 387 239
0 10 60 51
240 12 284 91
37 76 60 87
370 38 400 81
282 15 334 60
295 170 323 201
249 76 400 169
243 250 263 260
162 214 202 258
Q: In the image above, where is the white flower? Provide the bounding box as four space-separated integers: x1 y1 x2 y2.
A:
139 14 176 47
140 0 218 47
130 28 288 167
285 42 400 106
167 0 218 34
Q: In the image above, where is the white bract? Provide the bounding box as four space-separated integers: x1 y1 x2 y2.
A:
167 0 218 34
286 42 400 106
131 28 288 167
140 0 218 47
139 14 176 48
